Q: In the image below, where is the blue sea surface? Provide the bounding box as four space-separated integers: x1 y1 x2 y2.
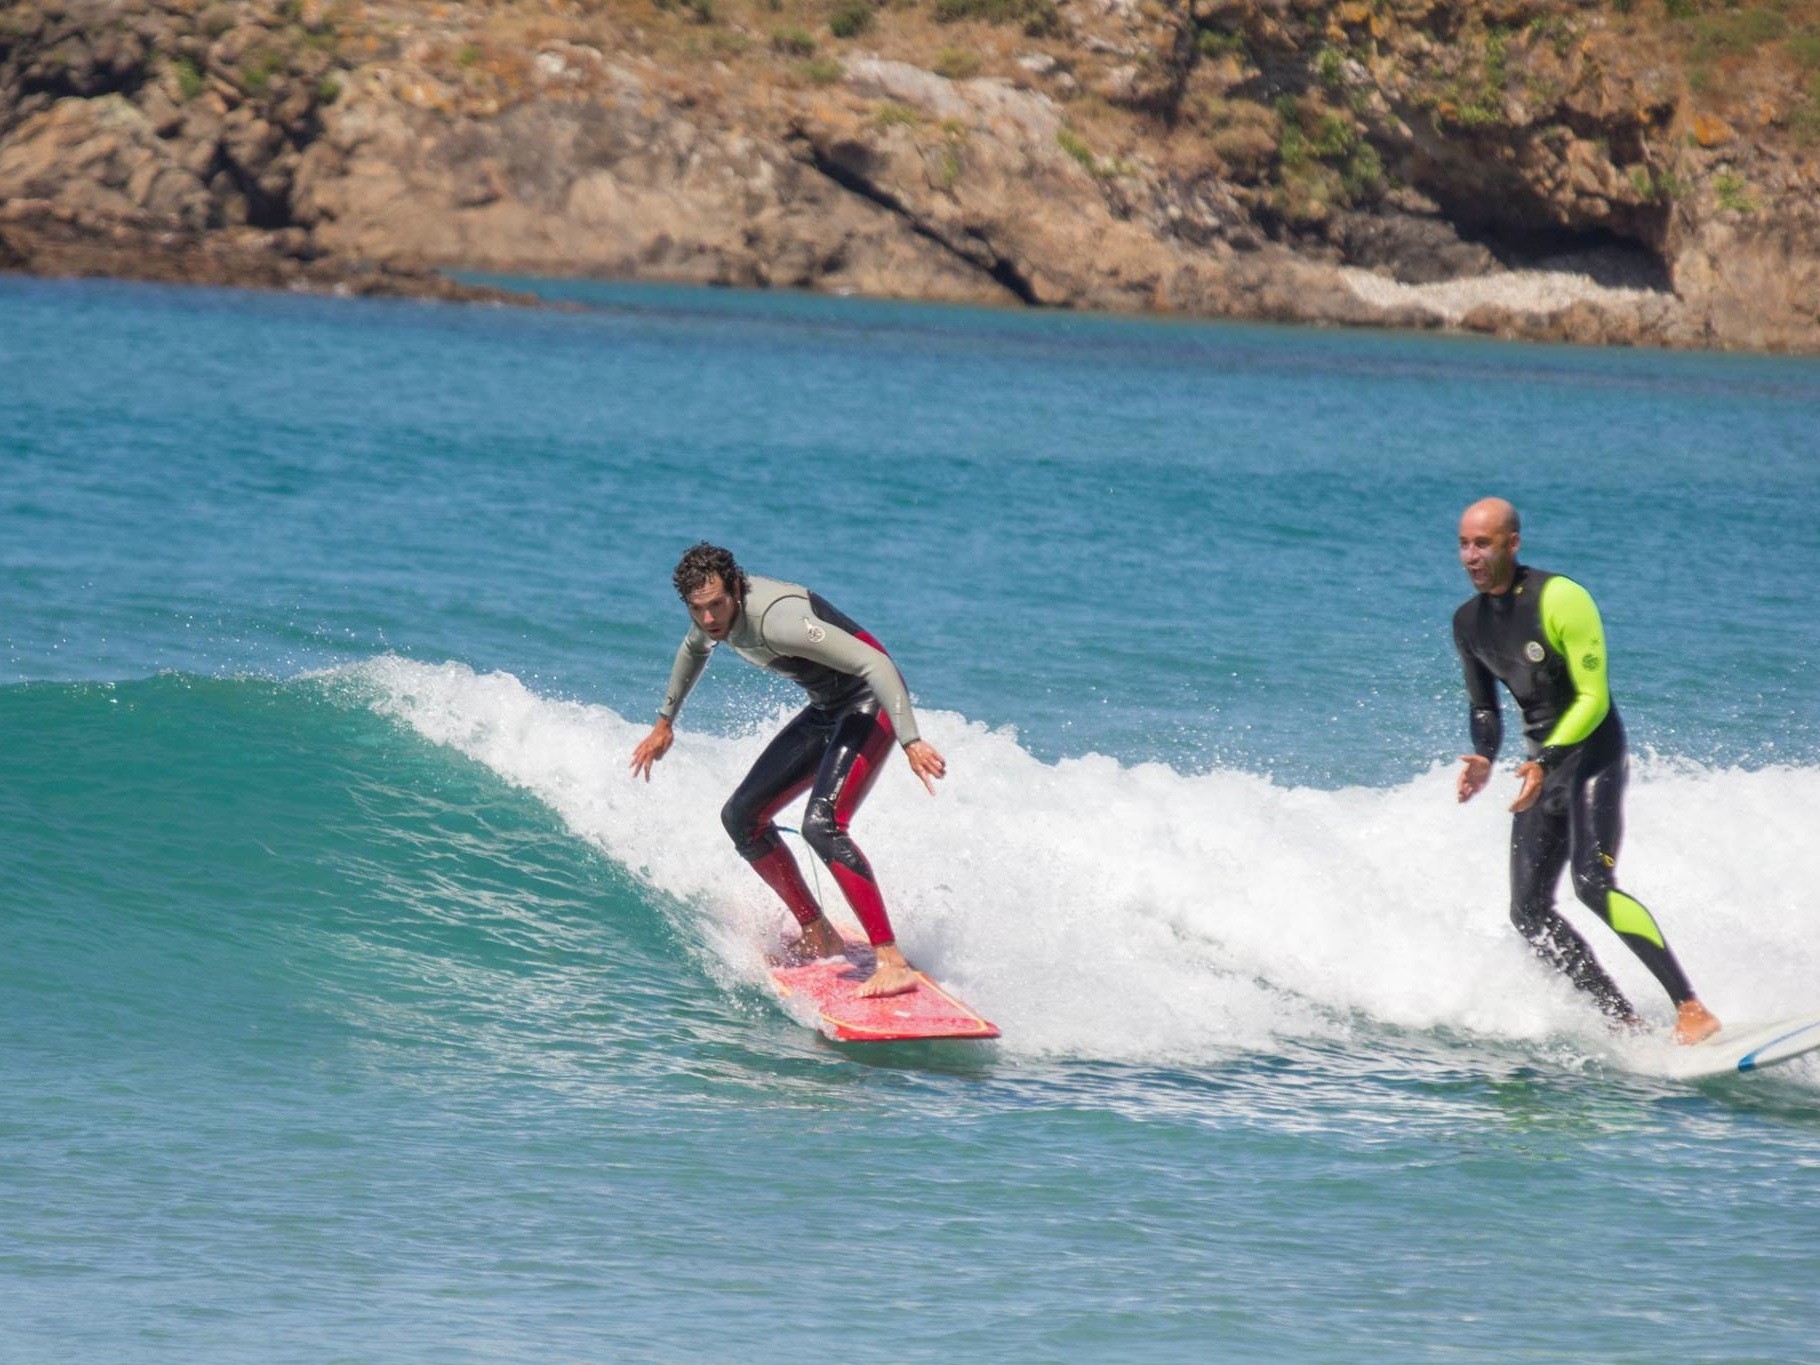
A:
2 275 1818 1359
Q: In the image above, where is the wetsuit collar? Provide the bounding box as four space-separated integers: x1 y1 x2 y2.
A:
1484 561 1525 598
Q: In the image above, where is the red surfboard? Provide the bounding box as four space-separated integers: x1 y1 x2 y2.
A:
767 940 1000 1043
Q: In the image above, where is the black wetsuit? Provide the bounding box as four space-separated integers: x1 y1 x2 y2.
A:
1454 565 1696 1019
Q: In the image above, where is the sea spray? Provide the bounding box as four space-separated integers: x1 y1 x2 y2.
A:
347 656 1820 1072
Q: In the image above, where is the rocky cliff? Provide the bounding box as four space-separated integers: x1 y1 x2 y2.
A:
3 0 1817 349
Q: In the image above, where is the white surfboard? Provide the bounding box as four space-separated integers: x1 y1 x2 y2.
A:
1659 1008 1820 1081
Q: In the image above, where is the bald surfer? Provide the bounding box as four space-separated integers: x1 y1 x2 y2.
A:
1452 497 1721 1044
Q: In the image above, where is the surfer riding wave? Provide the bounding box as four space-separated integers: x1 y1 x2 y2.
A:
630 543 947 999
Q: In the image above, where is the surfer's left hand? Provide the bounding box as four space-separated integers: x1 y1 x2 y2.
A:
1509 760 1544 813
904 740 946 795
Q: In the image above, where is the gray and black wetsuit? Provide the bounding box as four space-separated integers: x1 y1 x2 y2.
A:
1455 564 1697 1019
661 576 923 946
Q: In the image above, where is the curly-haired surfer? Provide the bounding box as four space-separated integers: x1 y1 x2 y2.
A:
630 543 948 998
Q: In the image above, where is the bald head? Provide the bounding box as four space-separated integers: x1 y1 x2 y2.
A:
1458 497 1521 595
1462 497 1520 537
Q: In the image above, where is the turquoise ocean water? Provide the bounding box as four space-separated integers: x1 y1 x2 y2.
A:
3 275 1818 1359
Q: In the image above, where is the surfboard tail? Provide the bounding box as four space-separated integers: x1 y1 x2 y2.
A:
767 942 1000 1043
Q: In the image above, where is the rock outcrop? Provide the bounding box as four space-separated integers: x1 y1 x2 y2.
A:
2 0 1817 350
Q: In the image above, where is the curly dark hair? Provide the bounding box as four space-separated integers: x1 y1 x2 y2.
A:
672 542 749 602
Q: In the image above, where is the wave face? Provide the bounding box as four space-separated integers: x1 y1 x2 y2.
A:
348 656 1820 1069
10 661 1816 1104
0 674 719 1080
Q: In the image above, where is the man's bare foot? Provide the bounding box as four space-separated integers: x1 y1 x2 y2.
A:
1674 998 1722 1045
855 943 919 999
783 916 846 964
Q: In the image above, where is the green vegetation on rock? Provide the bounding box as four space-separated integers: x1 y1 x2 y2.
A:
1057 126 1096 170
1791 73 1820 142
1316 46 1346 89
1446 26 1510 127
1713 169 1757 211
1630 164 1685 202
1274 94 1383 219
771 25 817 55
172 54 205 101
933 0 1061 39
933 146 961 189
829 1 874 38
1196 25 1247 59
242 47 287 94
934 48 981 79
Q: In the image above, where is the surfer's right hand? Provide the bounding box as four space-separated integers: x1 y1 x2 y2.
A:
631 719 675 782
1456 753 1491 804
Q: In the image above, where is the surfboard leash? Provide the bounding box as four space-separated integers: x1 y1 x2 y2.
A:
774 826 827 913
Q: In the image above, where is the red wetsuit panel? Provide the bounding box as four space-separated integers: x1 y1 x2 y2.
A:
720 626 905 946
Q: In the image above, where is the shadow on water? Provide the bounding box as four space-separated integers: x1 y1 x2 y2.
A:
1686 1065 1820 1123
823 1037 1004 1076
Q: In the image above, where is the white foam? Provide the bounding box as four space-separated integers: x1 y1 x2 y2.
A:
341 656 1820 1073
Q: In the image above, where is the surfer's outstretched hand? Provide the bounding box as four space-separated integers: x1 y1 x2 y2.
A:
630 719 675 782
904 740 946 796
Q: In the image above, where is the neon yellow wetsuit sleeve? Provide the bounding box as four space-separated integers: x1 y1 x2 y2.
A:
1537 575 1610 768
